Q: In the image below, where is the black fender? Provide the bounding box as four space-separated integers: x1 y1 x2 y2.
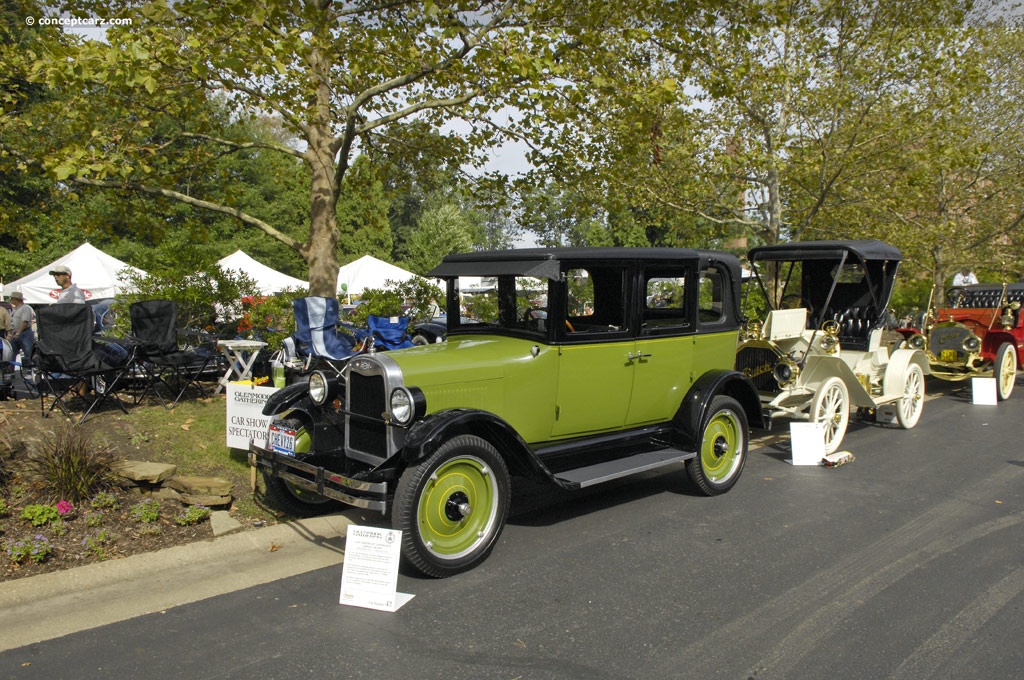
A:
672 369 764 450
411 321 447 344
262 381 310 416
401 408 548 479
260 381 347 457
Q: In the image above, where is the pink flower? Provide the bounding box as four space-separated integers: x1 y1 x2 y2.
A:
56 500 74 516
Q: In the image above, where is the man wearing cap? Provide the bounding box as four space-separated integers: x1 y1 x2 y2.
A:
51 265 86 304
9 291 34 370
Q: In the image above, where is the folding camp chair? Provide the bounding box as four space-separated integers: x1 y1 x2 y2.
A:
367 314 415 350
288 297 361 369
129 299 213 409
31 304 135 424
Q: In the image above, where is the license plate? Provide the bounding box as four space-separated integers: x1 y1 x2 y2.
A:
268 424 297 456
940 349 959 362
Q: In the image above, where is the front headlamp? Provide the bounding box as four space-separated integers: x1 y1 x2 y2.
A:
774 361 800 386
389 387 425 425
963 335 981 353
309 371 329 406
908 333 926 350
390 388 413 424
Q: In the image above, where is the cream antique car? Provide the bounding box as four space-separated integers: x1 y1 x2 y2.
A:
736 240 930 454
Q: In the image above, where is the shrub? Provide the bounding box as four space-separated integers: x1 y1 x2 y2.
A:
130 499 161 524
23 424 119 505
90 491 119 511
5 535 54 564
21 503 60 527
349 278 444 327
0 498 7 518
175 505 211 526
82 530 111 559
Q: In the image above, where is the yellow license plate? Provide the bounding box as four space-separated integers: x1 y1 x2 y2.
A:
940 349 958 362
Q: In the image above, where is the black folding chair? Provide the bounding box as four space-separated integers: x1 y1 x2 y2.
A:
31 304 135 424
129 299 214 409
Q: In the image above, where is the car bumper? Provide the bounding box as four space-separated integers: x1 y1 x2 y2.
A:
248 442 389 514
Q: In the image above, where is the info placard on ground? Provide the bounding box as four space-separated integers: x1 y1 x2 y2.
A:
339 525 414 612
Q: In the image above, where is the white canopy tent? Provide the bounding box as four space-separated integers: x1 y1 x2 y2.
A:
3 242 146 304
337 255 422 297
216 250 307 295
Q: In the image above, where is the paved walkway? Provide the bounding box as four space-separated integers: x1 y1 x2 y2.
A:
0 514 354 652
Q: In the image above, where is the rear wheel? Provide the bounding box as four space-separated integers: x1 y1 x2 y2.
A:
261 418 336 517
686 396 748 495
394 435 510 578
996 342 1017 401
896 363 925 428
811 377 850 455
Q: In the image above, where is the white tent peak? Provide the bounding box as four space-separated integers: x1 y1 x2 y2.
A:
216 250 307 295
3 242 146 304
337 255 421 297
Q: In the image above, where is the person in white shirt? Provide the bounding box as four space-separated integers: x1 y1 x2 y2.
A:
9 291 34 370
952 268 978 286
50 265 86 304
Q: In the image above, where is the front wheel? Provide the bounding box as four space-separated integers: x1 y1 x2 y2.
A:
686 396 748 495
811 377 850 455
394 435 511 578
996 342 1017 401
896 363 925 428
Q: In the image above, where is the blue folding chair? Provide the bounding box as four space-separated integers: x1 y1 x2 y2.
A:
291 297 359 362
367 315 415 350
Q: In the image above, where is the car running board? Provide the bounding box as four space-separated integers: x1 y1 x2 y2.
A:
554 448 695 490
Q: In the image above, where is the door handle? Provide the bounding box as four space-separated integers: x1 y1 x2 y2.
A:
627 351 652 361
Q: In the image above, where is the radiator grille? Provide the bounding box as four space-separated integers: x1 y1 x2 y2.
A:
736 345 782 393
347 371 387 458
929 325 970 361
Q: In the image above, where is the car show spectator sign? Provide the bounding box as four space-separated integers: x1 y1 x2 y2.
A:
225 381 278 449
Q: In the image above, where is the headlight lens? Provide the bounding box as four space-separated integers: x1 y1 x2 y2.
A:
908 334 925 349
774 361 799 386
963 335 981 352
390 388 414 425
309 371 328 406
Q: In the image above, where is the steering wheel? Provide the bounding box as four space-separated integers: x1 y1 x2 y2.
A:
779 294 813 317
946 287 971 308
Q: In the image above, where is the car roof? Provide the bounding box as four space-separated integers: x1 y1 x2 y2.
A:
430 247 740 279
747 239 901 263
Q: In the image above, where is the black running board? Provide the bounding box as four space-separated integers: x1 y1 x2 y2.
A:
554 448 695 489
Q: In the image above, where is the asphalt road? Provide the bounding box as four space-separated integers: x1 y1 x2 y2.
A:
3 378 1024 680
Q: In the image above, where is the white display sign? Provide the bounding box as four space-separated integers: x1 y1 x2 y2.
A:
225 382 279 449
339 525 414 612
790 422 825 465
972 377 998 406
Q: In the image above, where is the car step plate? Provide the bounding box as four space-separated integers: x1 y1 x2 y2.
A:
555 448 694 489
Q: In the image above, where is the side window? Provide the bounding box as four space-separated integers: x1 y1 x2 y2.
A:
563 266 628 334
643 266 690 333
698 265 728 325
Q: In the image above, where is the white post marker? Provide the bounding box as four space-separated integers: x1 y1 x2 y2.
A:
972 377 998 406
339 525 414 612
789 422 825 465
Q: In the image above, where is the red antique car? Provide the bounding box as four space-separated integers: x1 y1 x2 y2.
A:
899 283 1023 400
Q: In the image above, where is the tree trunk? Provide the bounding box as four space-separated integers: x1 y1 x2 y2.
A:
305 141 341 298
303 13 342 299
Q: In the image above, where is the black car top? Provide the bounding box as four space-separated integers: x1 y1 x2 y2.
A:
430 247 742 281
747 239 901 264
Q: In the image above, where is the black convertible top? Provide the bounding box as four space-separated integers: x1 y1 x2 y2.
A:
430 247 741 280
748 239 901 264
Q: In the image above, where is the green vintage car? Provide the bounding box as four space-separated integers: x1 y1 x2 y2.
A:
250 248 762 577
